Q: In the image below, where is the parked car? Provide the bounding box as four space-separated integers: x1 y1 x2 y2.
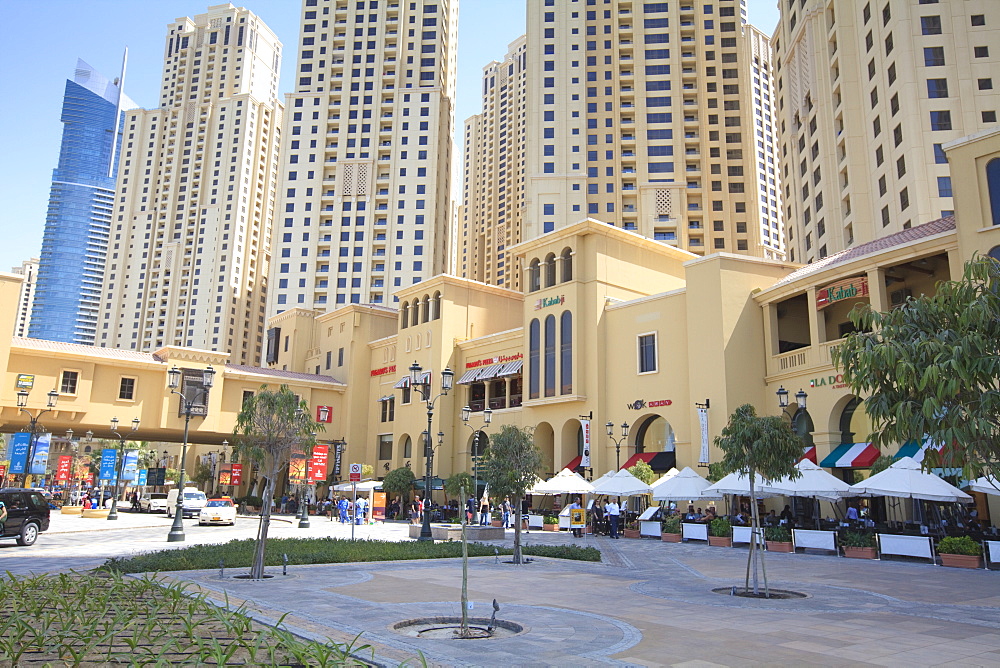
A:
198 498 237 526
166 487 208 518
140 492 169 513
0 488 51 546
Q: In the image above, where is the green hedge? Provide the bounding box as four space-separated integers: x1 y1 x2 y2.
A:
101 537 600 573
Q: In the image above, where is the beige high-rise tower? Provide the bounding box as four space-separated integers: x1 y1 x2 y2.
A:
460 37 528 290
774 0 999 264
101 4 282 364
508 0 782 261
266 0 458 315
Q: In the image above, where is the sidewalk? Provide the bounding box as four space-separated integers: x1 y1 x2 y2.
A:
154 529 1000 667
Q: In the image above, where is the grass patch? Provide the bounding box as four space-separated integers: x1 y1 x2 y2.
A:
0 571 375 666
101 537 601 574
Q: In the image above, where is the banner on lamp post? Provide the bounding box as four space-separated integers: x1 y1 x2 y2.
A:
218 463 233 486
121 451 139 481
55 455 73 481
8 432 31 475
288 445 307 484
309 444 329 482
580 419 591 468
29 433 52 475
99 449 118 481
137 469 148 486
230 463 243 486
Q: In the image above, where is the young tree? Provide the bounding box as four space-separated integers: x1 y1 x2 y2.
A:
480 425 542 564
627 460 655 485
444 472 474 510
233 385 320 579
715 404 802 597
833 256 1000 481
382 466 416 507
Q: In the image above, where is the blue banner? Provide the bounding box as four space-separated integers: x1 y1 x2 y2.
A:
137 469 148 486
99 449 118 481
8 432 31 474
122 451 139 481
29 433 51 475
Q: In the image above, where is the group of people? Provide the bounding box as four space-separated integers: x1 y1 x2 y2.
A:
318 495 369 524
678 503 795 527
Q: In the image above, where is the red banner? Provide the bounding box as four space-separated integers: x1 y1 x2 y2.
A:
56 456 73 481
309 444 329 482
230 463 243 486
0 464 7 482
218 464 233 486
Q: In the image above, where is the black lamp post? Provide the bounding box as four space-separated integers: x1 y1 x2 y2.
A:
407 360 454 541
461 405 492 523
15 388 59 487
298 427 315 529
776 385 808 418
107 417 140 520
166 364 216 542
605 420 630 470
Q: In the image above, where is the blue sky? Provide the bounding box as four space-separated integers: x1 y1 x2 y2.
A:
0 1 778 273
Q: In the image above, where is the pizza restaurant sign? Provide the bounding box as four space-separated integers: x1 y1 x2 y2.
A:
370 364 396 377
534 294 565 310
465 353 523 369
810 374 849 389
816 277 868 310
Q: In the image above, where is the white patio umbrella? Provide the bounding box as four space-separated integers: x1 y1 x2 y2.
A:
649 467 680 490
651 467 720 501
704 471 778 497
531 468 594 495
968 476 1000 497
590 469 652 497
333 480 382 492
849 456 972 503
762 459 852 502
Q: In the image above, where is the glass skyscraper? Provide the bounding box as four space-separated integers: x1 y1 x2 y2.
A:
30 59 135 345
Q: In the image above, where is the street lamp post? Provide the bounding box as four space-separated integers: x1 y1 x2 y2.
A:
461 405 492 523
298 428 315 529
106 417 140 521
15 389 59 487
407 360 454 541
605 421 630 470
777 386 810 525
166 364 216 542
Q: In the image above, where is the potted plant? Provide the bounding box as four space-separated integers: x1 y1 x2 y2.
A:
661 515 682 543
937 535 983 569
542 514 560 531
623 519 642 539
764 525 793 553
842 530 877 559
708 517 732 547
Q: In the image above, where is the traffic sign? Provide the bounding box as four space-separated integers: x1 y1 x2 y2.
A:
349 463 361 482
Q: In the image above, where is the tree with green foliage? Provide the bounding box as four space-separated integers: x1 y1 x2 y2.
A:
232 385 320 579
627 460 655 485
480 425 542 564
382 467 416 507
833 256 1000 481
189 458 214 489
444 472 474 507
715 404 802 597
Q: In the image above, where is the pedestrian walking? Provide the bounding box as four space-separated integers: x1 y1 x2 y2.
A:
605 499 621 539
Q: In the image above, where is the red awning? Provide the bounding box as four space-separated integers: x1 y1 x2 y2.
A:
563 455 582 471
620 452 656 470
798 446 818 464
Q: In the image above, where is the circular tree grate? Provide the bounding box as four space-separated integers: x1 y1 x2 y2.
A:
711 586 807 600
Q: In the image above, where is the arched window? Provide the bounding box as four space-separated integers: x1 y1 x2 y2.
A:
561 248 573 282
411 299 420 326
989 245 1000 262
528 258 540 292
529 318 540 400
421 295 430 323
544 253 557 287
400 301 409 329
544 314 556 397
988 158 1000 227
560 310 572 394
432 291 442 320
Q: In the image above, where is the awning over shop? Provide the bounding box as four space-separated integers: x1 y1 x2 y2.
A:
798 446 818 464
894 438 945 463
458 361 522 385
498 359 523 376
563 455 583 471
621 451 676 472
394 371 431 388
456 368 480 384
412 476 445 491
820 442 880 468
476 363 506 381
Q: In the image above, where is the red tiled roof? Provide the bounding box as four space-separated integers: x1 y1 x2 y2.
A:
773 216 956 288
12 338 163 362
224 363 344 385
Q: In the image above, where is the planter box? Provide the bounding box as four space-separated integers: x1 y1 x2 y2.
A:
542 523 560 532
61 505 84 515
661 532 682 543
491 520 503 527
843 546 878 559
766 541 794 553
707 536 732 547
81 508 110 519
623 528 642 539
940 553 982 569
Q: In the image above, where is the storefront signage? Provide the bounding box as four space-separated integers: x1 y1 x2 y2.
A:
626 399 672 410
816 277 868 310
465 352 523 369
533 294 566 310
309 444 329 482
15 374 34 390
580 419 591 468
810 374 849 389
370 364 396 377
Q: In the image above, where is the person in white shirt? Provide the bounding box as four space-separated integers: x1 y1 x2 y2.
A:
605 500 621 539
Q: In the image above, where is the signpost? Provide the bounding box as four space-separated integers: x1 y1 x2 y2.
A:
349 463 361 483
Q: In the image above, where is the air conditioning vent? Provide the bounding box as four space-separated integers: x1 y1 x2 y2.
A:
889 288 912 308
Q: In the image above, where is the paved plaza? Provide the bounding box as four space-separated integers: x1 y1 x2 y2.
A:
4 512 1000 666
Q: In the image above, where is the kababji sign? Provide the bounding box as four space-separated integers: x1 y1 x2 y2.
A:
816 277 868 310
534 295 565 310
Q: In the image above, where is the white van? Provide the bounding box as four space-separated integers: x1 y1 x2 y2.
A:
166 487 208 518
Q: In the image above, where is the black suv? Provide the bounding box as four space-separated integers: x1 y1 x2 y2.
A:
0 488 51 546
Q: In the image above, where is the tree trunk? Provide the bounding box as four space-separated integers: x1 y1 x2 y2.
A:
512 494 523 565
745 472 769 597
251 476 274 579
